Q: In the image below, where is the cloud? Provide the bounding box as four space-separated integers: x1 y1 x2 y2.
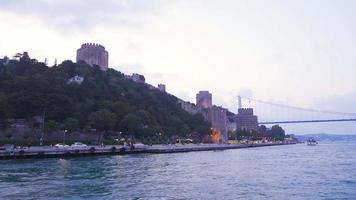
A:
312 90 356 115
0 0 167 33
238 89 254 98
116 64 145 75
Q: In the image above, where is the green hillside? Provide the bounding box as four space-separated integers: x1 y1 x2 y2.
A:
0 54 210 144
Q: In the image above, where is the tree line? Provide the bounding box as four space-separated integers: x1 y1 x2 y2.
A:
0 54 211 144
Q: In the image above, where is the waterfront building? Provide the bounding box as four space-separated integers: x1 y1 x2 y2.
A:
236 108 258 131
76 43 109 71
196 91 212 109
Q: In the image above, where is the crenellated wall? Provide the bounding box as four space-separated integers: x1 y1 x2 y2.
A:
76 43 109 71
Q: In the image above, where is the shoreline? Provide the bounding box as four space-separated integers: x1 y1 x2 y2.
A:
0 142 297 160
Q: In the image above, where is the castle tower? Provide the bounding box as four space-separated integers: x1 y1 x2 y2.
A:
196 91 212 109
76 43 109 71
236 108 258 131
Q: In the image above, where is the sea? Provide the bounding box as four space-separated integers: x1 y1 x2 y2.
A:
1 142 356 200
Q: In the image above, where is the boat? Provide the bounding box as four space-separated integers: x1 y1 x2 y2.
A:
307 138 318 146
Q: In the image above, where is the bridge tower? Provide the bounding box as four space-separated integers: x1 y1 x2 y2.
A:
238 96 242 109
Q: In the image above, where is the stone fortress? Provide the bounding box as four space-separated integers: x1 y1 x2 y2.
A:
196 91 212 109
76 43 109 71
75 43 257 143
178 91 229 143
178 92 259 143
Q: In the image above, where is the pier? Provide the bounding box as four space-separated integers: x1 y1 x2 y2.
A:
0 142 296 160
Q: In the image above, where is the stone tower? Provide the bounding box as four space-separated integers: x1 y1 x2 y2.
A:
76 43 109 71
196 91 212 109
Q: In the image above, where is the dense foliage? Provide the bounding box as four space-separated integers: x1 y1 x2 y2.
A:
0 55 211 141
234 125 286 141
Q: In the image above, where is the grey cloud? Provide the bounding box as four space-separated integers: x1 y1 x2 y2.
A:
238 89 253 98
115 64 180 85
116 64 145 75
149 72 163 79
0 0 167 32
312 91 356 115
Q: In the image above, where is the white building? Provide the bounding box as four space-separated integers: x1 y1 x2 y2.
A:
68 75 84 84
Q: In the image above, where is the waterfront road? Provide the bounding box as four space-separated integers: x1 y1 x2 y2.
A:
0 142 296 159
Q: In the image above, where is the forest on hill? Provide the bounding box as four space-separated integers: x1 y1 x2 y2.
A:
0 54 211 144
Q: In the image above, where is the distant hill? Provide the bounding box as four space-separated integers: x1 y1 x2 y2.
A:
296 134 356 142
0 54 210 144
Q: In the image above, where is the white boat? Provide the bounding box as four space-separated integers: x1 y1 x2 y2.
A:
307 138 318 146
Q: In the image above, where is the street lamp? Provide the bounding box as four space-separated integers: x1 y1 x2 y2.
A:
116 131 122 145
63 129 68 144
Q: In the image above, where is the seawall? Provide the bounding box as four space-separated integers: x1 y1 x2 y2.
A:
0 142 297 160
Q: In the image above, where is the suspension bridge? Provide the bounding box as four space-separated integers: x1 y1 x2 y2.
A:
238 96 356 125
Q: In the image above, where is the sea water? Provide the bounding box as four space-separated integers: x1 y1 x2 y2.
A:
0 142 356 200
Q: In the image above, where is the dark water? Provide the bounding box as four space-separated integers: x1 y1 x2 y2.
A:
1 143 356 200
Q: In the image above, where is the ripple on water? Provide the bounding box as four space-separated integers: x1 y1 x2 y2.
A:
0 143 356 199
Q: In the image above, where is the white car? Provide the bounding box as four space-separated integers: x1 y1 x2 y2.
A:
71 142 87 148
133 143 146 149
55 143 70 148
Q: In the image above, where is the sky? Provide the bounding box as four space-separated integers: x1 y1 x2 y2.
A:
0 0 356 134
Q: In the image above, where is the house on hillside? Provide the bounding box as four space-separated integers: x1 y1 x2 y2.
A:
68 75 84 84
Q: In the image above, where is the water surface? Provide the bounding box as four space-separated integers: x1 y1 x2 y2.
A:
1 143 356 199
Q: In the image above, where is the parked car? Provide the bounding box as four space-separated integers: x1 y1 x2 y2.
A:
55 143 70 148
133 143 146 149
0 144 15 151
71 142 87 148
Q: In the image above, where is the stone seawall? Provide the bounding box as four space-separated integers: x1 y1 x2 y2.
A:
0 142 297 160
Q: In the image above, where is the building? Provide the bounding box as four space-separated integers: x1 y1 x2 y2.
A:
68 75 84 84
157 84 166 92
236 108 258 131
131 73 145 83
178 99 199 115
76 43 109 71
200 106 228 143
177 90 236 143
196 91 212 109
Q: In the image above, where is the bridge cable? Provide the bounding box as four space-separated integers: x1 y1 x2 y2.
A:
240 96 356 117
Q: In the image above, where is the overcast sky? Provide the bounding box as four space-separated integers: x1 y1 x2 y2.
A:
1 0 356 134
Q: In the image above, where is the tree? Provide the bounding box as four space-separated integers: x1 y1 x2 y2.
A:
228 131 236 140
45 120 58 133
22 128 32 144
64 117 79 133
89 109 116 132
0 119 8 131
258 125 267 134
0 93 11 127
0 58 211 145
5 130 12 140
118 113 143 137
268 125 285 141
236 129 248 140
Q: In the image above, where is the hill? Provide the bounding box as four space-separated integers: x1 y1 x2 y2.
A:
0 54 210 144
296 134 356 142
